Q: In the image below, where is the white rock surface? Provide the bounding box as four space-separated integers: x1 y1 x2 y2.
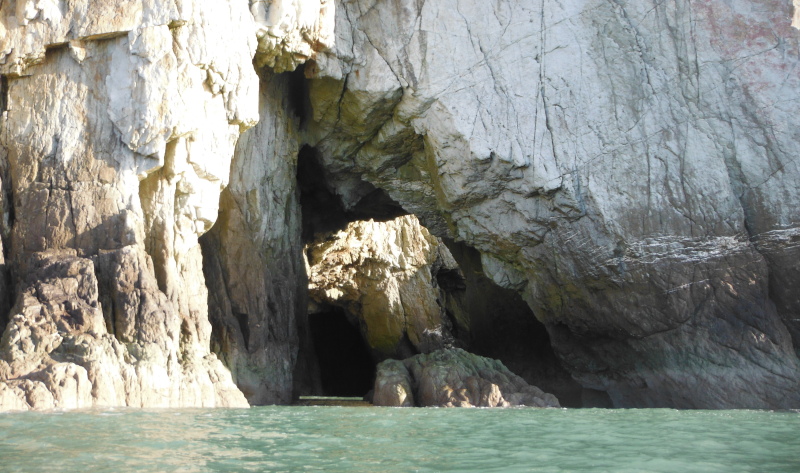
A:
251 0 335 72
303 0 800 408
0 1 258 410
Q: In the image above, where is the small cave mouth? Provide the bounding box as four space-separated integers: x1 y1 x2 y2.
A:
297 145 408 243
308 306 375 397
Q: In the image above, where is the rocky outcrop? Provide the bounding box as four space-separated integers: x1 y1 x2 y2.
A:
306 215 462 358
1 0 800 411
0 1 259 409
298 0 800 408
373 349 560 408
0 249 246 409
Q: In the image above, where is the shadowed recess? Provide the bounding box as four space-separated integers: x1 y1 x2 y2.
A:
297 145 407 243
308 306 375 397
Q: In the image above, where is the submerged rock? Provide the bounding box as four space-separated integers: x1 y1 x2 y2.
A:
373 349 560 408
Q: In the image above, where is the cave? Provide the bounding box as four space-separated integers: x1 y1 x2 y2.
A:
295 143 588 406
297 145 408 242
441 240 587 407
308 306 375 397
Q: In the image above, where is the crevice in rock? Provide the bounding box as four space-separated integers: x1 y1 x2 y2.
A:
287 64 312 130
308 305 375 397
0 75 8 114
233 311 250 351
137 138 179 295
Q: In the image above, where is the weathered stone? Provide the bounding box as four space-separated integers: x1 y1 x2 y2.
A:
1 0 800 411
251 0 336 72
300 0 800 408
0 250 246 410
374 348 560 408
372 359 414 407
0 1 258 410
201 71 310 405
307 215 461 358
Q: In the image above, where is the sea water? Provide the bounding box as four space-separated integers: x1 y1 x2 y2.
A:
0 407 798 472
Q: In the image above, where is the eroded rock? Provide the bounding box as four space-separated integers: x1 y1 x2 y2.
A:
0 250 246 410
0 1 258 410
373 349 560 408
251 0 336 72
1 0 799 411
300 0 800 408
306 215 462 358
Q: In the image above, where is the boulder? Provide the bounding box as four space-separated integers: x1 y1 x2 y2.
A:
307 215 463 358
373 348 560 408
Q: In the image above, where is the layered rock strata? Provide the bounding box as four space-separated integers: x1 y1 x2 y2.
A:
372 348 560 408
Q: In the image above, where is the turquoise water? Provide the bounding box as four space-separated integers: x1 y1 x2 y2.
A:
1 407 798 472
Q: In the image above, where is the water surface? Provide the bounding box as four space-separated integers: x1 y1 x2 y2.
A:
1 407 798 472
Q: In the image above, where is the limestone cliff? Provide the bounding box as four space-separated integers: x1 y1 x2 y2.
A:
301 0 800 409
0 0 799 410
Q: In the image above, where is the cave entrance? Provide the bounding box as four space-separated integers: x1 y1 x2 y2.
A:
294 144 588 406
308 306 375 397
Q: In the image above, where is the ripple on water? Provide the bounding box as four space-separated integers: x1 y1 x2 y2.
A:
0 407 799 472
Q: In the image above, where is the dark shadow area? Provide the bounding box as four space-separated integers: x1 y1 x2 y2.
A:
286 64 312 130
442 240 586 407
0 75 8 113
297 145 407 243
309 306 375 397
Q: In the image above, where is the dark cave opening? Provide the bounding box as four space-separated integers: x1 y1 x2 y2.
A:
308 306 375 397
294 144 590 406
295 144 408 398
296 145 407 243
442 240 586 408
286 64 312 130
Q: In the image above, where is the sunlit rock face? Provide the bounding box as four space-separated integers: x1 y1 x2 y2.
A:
301 0 800 408
0 1 259 410
251 0 335 72
306 215 462 359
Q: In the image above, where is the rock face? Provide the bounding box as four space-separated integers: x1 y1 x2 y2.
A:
373 349 560 408
1 0 800 411
0 1 259 409
307 215 462 358
201 71 310 405
0 249 245 409
299 0 800 408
